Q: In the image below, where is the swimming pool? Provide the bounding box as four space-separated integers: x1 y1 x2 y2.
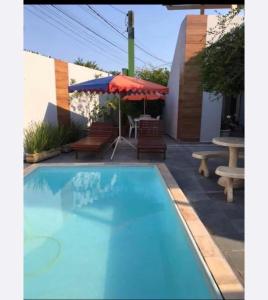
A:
24 165 222 299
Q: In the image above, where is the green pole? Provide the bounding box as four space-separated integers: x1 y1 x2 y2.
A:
127 11 134 77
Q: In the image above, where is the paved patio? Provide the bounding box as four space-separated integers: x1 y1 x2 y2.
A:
24 136 244 285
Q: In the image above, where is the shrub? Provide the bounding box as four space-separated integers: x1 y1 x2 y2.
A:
24 122 60 154
196 8 244 98
58 123 84 145
24 122 84 154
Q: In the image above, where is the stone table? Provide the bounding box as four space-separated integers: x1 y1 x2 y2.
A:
212 137 244 188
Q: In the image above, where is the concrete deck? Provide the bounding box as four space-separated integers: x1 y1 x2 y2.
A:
24 136 244 285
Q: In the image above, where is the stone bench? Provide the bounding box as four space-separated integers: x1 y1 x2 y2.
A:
192 150 244 177
192 151 229 177
215 166 245 202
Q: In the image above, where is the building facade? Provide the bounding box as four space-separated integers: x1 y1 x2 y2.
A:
164 14 243 142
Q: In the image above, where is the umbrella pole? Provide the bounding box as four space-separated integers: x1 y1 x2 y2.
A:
119 96 121 137
144 100 146 114
110 94 136 160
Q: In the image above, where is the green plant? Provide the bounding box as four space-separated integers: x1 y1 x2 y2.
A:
55 123 85 146
135 66 170 86
108 70 120 76
24 122 62 154
24 122 84 154
74 58 101 70
196 8 244 98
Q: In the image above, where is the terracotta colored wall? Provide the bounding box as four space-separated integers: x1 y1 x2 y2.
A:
54 60 70 126
177 15 207 141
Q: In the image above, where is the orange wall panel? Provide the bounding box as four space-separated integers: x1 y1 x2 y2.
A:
54 60 70 126
177 15 207 141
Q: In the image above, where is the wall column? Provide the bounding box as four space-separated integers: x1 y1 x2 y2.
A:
177 15 207 141
54 59 70 126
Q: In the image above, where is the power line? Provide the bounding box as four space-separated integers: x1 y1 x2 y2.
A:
153 62 172 68
87 5 170 64
25 6 125 69
109 5 126 16
37 6 125 65
52 5 135 60
25 7 84 46
87 5 127 40
47 6 125 57
80 5 125 34
135 45 170 64
81 5 147 66
51 5 147 66
42 5 126 65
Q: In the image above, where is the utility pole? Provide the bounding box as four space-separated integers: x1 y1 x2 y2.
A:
127 10 135 77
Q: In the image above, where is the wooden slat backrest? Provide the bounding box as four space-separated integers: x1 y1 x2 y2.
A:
138 120 164 137
87 122 115 137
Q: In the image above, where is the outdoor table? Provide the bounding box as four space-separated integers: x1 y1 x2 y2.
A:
212 137 244 188
134 116 154 139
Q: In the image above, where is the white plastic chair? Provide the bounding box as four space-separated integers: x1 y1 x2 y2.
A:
140 114 151 120
127 115 135 138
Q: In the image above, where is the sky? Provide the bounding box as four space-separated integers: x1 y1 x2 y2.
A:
24 5 231 72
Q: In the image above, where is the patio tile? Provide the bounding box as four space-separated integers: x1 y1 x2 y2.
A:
218 283 244 300
230 219 244 234
224 251 245 285
191 198 223 216
213 236 244 252
199 211 241 238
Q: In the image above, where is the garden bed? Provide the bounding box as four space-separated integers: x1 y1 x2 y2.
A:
24 122 83 162
25 148 61 163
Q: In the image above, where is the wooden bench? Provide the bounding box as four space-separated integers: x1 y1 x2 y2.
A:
215 166 244 202
137 137 167 159
137 120 167 160
192 151 228 177
71 136 111 158
192 150 244 177
71 122 115 159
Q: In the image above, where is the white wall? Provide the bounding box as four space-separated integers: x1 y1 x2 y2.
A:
68 63 108 84
164 19 187 139
68 63 109 126
199 15 243 142
24 51 110 129
24 52 58 128
205 15 243 45
200 92 223 142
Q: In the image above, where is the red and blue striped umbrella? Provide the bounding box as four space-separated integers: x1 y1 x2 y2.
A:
68 74 168 95
68 74 168 159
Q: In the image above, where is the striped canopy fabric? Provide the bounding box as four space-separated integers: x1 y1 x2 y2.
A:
123 92 165 101
68 74 168 95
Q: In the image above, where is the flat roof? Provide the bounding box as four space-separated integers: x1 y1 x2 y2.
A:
165 4 236 10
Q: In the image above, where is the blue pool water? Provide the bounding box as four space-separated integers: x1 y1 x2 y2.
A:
24 166 221 299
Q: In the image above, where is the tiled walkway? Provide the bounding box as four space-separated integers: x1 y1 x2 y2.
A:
24 136 244 285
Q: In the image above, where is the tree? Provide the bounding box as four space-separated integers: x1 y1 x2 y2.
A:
74 57 101 70
135 67 170 86
73 58 122 75
196 8 244 98
108 70 121 76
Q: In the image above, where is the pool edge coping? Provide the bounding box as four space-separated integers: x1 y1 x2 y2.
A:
24 162 244 299
156 163 244 300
